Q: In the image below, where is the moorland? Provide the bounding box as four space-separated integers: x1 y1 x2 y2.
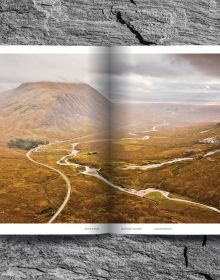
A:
0 82 219 223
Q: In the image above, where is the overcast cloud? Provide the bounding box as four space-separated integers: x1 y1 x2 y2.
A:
0 53 219 104
110 54 220 104
0 53 109 97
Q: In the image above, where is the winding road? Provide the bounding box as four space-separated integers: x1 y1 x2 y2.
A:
26 146 72 223
56 142 220 214
25 122 147 223
26 122 220 223
26 133 107 223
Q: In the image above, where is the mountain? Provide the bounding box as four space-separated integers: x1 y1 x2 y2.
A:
1 81 219 143
0 82 110 141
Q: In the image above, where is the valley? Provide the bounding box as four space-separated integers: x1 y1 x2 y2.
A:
0 82 219 223
58 122 220 223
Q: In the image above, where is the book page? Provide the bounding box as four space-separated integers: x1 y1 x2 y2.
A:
0 46 110 234
1 46 219 235
109 46 220 234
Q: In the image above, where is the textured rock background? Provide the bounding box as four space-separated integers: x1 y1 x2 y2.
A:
0 0 220 45
0 235 219 280
0 0 220 279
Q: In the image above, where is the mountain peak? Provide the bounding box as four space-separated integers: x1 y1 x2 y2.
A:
0 82 109 140
17 81 94 93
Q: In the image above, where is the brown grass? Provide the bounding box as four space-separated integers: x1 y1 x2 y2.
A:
0 122 219 223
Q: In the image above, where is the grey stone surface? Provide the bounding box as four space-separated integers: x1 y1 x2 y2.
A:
0 235 219 279
0 0 219 45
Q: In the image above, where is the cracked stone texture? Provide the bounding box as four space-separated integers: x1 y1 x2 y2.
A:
0 0 220 45
1 1 220 279
0 235 219 279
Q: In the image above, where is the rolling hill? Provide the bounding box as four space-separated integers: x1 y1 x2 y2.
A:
0 82 110 142
0 81 219 143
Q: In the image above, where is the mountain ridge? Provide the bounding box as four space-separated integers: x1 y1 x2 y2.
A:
1 81 220 143
0 82 110 141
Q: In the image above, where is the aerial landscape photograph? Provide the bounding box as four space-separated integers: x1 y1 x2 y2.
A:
0 51 219 224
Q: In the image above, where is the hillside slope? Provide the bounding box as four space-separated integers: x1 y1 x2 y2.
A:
0 82 110 141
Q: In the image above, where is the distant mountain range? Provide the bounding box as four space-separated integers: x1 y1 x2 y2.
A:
0 82 219 142
112 101 220 127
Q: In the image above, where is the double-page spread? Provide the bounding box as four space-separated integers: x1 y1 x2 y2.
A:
0 46 219 234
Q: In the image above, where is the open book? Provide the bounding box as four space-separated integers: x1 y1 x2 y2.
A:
0 46 219 234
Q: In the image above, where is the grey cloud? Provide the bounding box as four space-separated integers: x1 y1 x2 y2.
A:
110 53 220 103
0 52 220 104
110 54 197 78
0 53 109 97
180 54 220 76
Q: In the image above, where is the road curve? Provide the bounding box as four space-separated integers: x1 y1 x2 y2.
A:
165 194 220 214
63 142 220 215
25 123 147 223
25 121 220 223
26 132 118 223
26 147 72 223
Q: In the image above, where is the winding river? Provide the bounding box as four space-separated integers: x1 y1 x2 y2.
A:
122 121 168 141
56 141 220 214
26 122 220 222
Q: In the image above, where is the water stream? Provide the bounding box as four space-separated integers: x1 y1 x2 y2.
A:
56 141 220 214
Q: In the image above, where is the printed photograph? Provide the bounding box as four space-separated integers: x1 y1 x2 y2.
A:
0 51 219 224
109 53 220 224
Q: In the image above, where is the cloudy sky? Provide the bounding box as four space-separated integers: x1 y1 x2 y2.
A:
0 52 219 104
110 53 220 104
0 52 108 96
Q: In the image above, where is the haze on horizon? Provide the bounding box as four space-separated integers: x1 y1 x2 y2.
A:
0 53 220 105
